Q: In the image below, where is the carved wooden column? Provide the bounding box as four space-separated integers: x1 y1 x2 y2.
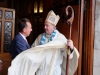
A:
82 0 95 75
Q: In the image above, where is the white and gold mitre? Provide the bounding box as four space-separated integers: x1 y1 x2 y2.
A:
45 10 60 26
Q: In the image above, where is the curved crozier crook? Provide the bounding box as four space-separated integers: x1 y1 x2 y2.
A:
66 6 74 25
65 6 74 75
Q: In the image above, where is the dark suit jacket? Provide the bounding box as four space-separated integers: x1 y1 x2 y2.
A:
10 33 30 59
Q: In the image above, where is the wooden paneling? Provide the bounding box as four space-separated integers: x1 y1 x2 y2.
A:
82 0 95 75
0 0 13 8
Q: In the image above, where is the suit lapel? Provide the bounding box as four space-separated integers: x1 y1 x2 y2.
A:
18 33 30 48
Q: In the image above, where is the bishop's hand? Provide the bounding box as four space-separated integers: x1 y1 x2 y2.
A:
67 39 74 53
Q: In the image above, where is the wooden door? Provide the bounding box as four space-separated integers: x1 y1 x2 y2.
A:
0 7 15 75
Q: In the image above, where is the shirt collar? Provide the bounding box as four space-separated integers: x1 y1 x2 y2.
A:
19 32 26 40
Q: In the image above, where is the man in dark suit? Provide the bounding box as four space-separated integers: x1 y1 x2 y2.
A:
10 18 32 59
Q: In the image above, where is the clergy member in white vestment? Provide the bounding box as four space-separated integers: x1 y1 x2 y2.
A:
8 10 79 75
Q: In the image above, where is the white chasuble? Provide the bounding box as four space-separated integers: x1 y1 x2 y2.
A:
8 30 79 75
